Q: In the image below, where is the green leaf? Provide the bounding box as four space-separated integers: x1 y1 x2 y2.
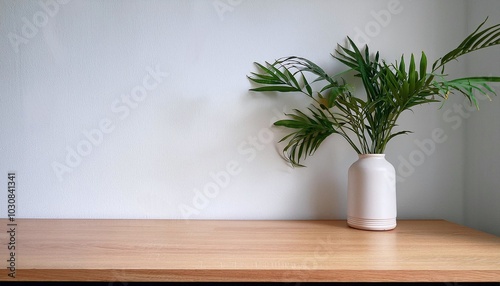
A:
449 76 500 83
409 54 416 75
265 61 290 82
247 76 283 85
399 56 406 76
274 119 305 128
419 52 427 80
301 73 313 96
249 72 278 81
282 65 300 89
436 18 500 71
250 86 300 92
253 62 279 79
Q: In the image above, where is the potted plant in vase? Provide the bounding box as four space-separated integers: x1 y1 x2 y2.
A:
247 19 500 231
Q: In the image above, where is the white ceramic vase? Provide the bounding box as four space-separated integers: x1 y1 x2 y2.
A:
347 154 397 231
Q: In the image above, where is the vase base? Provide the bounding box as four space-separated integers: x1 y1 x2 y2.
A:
347 216 397 231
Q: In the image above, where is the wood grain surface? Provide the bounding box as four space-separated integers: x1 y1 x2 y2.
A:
0 219 499 282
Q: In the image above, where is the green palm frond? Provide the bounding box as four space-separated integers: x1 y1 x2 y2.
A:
248 18 500 167
274 107 338 167
433 17 500 72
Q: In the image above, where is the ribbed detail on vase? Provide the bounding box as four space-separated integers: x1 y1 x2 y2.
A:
347 216 397 231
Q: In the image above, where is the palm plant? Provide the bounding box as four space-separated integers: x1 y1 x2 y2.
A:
248 19 500 167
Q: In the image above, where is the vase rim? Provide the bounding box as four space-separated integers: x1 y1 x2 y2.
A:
359 154 385 158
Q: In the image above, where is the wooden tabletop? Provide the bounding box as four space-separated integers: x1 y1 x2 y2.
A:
0 219 499 282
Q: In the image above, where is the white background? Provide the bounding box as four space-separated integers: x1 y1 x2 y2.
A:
1 0 499 235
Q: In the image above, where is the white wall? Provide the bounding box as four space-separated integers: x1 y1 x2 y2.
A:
0 0 482 224
464 0 500 236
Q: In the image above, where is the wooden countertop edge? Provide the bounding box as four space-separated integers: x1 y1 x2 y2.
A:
2 269 500 282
